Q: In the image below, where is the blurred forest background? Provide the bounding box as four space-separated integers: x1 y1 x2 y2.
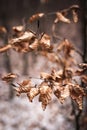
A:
0 0 87 130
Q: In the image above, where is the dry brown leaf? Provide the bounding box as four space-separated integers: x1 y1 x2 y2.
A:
20 80 31 87
53 81 85 109
54 12 71 23
27 87 39 102
40 72 52 80
12 25 24 32
29 13 44 23
29 39 38 50
39 82 52 110
2 73 17 82
9 31 36 45
0 26 7 33
69 84 85 110
29 33 53 52
40 34 50 46
39 34 53 51
40 69 63 82
72 10 78 23
81 75 87 85
53 82 70 103
51 69 63 82
52 68 72 82
14 80 32 96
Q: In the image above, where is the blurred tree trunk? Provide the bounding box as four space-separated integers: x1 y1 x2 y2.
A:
22 0 40 76
22 53 29 75
80 0 87 130
1 14 14 100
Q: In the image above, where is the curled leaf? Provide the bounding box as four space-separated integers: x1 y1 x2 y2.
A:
72 10 78 23
2 73 17 82
27 87 39 102
39 34 53 51
54 12 71 23
29 13 45 22
39 82 52 110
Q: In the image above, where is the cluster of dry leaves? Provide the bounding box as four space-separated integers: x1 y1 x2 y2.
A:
1 63 87 111
0 29 52 53
1 39 87 110
0 5 79 53
0 5 87 110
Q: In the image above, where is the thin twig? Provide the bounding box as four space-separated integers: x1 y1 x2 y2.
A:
52 23 64 41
